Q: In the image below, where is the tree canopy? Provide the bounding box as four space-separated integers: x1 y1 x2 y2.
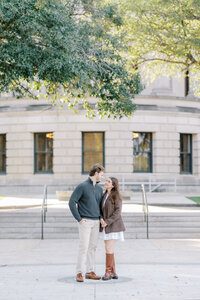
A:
120 0 200 94
0 0 141 118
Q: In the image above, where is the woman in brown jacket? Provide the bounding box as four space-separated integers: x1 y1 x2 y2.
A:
100 177 125 280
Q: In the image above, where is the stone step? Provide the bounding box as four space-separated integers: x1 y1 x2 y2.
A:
46 227 200 233
0 232 199 239
124 232 200 239
147 227 200 233
148 222 200 227
0 217 41 223
0 225 199 232
36 232 200 239
0 218 200 226
149 216 200 221
0 223 43 228
0 227 76 234
0 221 145 228
1 211 200 217
0 224 199 234
0 213 199 220
0 233 41 239
0 218 144 224
0 210 200 239
0 211 142 216
0 223 199 232
148 233 200 239
1 210 199 215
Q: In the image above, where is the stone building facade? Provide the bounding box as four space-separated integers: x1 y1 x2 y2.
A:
0 75 200 195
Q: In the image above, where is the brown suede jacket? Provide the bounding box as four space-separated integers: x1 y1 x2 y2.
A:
100 193 125 234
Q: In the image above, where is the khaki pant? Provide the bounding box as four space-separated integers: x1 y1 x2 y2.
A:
76 219 99 274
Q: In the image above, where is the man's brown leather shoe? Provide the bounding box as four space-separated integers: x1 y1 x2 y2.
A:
85 272 101 280
76 273 84 282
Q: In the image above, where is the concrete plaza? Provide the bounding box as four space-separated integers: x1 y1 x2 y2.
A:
0 238 200 300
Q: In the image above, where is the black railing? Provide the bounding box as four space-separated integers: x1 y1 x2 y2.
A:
141 184 149 239
41 184 47 240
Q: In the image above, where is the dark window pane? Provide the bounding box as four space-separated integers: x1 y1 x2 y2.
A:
84 133 103 151
84 152 103 172
37 154 46 171
0 156 3 170
133 132 152 172
35 133 53 173
46 153 53 170
46 133 54 151
0 154 6 172
36 134 45 152
0 135 6 152
180 134 192 173
180 154 190 173
134 153 151 172
82 132 104 173
0 135 6 173
180 134 191 152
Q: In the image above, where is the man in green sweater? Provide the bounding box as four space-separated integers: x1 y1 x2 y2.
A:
69 164 104 282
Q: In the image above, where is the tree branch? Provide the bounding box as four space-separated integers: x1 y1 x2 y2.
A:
132 57 187 68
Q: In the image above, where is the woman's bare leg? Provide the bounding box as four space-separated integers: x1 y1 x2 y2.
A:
104 239 116 254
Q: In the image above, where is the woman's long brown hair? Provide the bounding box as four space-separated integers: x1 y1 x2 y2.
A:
103 177 122 204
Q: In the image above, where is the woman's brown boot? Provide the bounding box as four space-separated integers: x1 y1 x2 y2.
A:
102 253 113 281
111 254 118 279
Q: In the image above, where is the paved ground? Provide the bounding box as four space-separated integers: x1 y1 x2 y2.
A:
1 238 200 300
0 192 198 209
0 192 200 215
0 194 200 299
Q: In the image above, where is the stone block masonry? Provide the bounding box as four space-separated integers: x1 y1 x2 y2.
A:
0 96 200 193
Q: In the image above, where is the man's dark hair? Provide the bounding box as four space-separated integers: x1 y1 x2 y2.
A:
89 164 105 176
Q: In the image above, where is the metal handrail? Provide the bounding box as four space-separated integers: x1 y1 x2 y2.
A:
101 173 177 193
41 184 47 240
141 184 149 239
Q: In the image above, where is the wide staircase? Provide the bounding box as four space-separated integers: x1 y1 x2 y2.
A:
0 208 200 239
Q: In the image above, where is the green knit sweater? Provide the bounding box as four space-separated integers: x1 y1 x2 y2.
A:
69 177 103 222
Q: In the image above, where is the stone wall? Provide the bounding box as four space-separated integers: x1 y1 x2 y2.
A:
0 95 200 195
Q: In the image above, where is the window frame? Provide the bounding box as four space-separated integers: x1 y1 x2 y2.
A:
133 132 153 173
180 133 192 174
0 134 6 174
34 132 54 174
82 131 105 174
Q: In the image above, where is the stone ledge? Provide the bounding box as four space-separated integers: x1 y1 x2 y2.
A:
56 191 73 201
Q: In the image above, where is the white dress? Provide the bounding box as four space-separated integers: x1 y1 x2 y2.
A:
99 193 124 241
